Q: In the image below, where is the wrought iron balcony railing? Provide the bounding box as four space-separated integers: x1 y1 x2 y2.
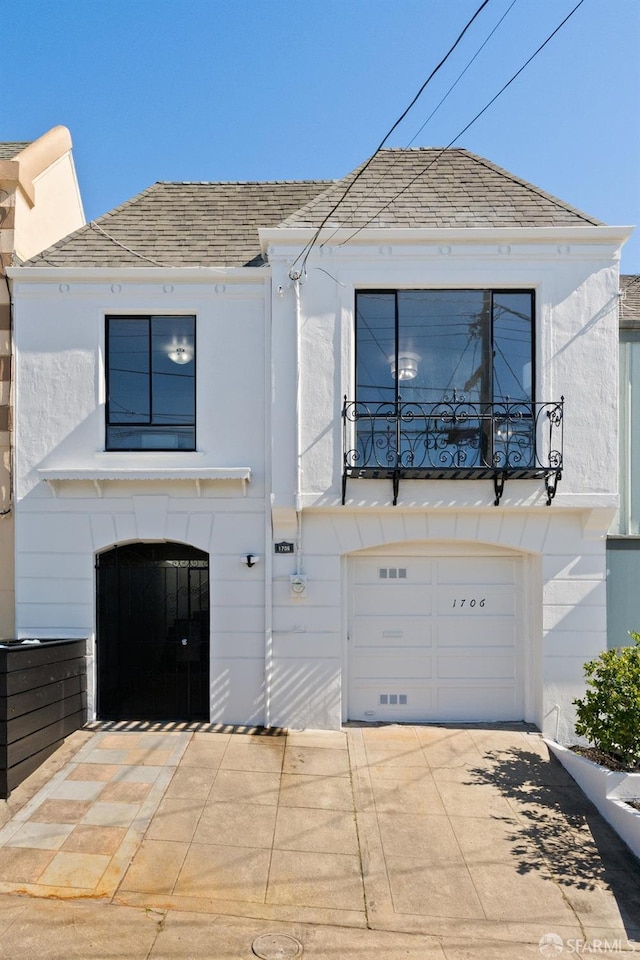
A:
342 394 563 506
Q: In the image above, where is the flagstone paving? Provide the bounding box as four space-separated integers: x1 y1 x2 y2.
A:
0 722 637 955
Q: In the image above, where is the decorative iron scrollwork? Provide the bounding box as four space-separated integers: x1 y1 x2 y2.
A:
342 395 564 506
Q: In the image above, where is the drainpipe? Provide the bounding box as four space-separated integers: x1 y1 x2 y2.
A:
291 269 304 578
264 274 273 729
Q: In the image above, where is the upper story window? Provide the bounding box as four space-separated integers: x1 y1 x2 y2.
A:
356 290 534 407
106 315 195 451
345 289 564 505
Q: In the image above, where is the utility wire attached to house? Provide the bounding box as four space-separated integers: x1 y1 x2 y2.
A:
288 0 493 280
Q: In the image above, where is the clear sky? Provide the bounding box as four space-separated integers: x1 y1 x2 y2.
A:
6 0 640 271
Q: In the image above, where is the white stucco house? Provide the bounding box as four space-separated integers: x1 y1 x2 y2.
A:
7 149 633 741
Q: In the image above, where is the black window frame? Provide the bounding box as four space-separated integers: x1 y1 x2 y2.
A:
354 288 536 407
105 314 197 452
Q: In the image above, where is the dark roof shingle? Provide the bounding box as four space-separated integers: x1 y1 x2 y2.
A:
620 275 640 329
0 141 31 160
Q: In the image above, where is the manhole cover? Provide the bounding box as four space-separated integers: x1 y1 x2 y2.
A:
252 933 303 959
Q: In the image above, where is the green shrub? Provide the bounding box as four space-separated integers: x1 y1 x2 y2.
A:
573 632 640 769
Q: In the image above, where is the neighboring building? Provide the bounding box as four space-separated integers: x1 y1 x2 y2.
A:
0 126 85 637
607 274 640 648
8 149 632 741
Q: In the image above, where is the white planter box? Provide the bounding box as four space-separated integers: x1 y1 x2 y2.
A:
546 740 640 859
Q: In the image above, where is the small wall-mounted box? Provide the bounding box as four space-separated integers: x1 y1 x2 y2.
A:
289 575 307 599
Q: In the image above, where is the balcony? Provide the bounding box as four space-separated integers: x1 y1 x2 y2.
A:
342 394 563 506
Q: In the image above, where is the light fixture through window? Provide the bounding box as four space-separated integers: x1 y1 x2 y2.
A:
390 351 420 381
167 340 193 364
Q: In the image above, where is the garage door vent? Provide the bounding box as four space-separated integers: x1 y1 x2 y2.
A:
379 568 407 579
379 694 408 705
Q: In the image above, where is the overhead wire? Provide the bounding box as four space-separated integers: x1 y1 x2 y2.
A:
288 0 493 279
320 0 519 250
338 0 587 247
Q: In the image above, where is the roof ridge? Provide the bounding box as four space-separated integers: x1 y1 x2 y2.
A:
154 178 336 187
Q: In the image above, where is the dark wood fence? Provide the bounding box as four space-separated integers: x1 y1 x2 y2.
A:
0 639 87 799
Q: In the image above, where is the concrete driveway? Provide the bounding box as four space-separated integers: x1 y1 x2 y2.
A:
0 722 638 958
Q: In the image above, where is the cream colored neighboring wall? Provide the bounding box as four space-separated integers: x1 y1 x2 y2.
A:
0 125 85 638
13 151 84 262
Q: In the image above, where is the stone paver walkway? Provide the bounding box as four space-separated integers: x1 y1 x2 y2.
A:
0 722 638 955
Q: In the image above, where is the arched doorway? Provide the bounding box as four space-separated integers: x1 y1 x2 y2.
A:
96 542 209 721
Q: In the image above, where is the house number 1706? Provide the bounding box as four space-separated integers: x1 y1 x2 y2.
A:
452 598 486 608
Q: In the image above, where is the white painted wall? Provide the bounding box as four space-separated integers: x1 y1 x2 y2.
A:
265 229 625 738
10 224 629 739
12 272 269 723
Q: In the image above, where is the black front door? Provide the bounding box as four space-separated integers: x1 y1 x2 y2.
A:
97 542 209 721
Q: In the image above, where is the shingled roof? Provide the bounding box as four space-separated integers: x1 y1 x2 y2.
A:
620 275 640 330
0 142 31 160
28 180 333 268
27 148 602 269
280 148 603 230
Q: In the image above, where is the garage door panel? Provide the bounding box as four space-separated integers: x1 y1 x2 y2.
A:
436 618 515 647
437 654 516 680
353 584 433 616
353 618 432 647
436 557 516 585
350 684 434 719
434 685 518 720
353 560 433 585
436 586 516 616
349 553 523 723
352 651 433 680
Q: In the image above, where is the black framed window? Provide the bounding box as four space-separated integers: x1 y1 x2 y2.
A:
354 290 535 470
355 290 534 406
106 315 195 450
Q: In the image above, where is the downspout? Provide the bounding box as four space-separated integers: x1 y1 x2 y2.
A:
291 269 303 577
0 264 12 520
264 273 273 729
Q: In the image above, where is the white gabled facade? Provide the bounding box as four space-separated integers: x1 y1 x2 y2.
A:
9 190 632 741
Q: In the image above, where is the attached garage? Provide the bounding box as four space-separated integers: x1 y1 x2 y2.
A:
348 551 524 723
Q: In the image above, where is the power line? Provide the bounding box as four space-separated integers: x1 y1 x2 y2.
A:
288 0 493 279
339 0 587 246
321 0 519 249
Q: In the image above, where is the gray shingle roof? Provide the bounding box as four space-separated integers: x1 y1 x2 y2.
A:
279 148 602 230
28 180 333 268
620 275 640 329
27 148 603 269
0 141 31 160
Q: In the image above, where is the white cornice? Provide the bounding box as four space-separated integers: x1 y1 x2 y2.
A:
7 265 269 283
259 225 635 256
38 467 251 481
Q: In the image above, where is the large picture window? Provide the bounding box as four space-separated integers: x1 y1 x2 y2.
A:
356 290 533 406
106 315 195 450
354 289 535 471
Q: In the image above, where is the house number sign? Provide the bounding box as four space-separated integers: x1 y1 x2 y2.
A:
274 541 295 555
452 598 486 608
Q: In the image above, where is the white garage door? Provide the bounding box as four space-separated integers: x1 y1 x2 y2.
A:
348 555 523 722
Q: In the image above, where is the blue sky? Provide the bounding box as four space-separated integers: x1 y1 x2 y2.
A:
7 0 640 270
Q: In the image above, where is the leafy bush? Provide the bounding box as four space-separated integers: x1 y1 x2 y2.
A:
573 632 640 770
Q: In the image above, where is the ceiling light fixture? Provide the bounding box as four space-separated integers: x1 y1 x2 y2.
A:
167 341 193 364
390 351 420 381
